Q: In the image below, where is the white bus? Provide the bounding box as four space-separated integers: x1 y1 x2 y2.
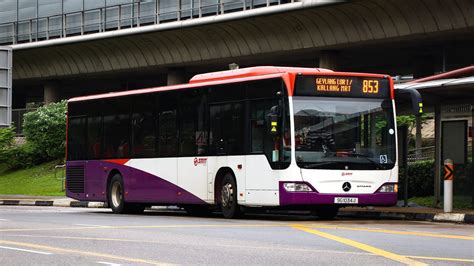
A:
66 66 405 219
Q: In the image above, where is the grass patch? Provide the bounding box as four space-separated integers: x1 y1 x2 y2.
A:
409 196 473 210
0 161 65 196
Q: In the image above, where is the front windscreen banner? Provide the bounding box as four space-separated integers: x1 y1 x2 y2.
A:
294 75 391 98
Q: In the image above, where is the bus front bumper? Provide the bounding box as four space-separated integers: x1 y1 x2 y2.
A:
279 182 397 206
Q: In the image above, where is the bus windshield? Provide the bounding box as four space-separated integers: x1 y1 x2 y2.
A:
293 96 396 170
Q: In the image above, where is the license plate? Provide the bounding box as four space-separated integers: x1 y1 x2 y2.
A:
334 197 358 204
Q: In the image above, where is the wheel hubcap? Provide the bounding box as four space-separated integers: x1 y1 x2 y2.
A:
111 182 122 208
221 183 233 208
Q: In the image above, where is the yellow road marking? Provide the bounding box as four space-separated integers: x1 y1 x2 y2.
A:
292 224 427 266
4 233 474 263
1 221 472 242
0 223 283 232
303 224 474 241
407 255 474 263
7 233 474 263
0 240 172 266
4 233 372 257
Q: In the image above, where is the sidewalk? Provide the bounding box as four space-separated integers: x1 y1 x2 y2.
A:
339 206 474 224
1 194 473 224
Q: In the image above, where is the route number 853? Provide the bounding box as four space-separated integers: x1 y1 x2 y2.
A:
362 80 379 94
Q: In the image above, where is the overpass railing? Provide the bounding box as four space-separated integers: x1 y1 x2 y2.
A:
0 0 293 45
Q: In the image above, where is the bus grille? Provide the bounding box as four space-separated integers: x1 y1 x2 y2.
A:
66 165 85 193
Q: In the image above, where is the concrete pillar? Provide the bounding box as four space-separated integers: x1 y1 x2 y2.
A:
43 82 60 104
472 107 474 208
415 116 422 158
319 50 339 70
434 104 441 208
167 68 186 85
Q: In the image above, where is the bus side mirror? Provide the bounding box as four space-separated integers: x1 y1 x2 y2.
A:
267 105 281 135
394 88 423 117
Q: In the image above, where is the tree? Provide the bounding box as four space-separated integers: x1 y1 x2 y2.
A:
23 100 67 160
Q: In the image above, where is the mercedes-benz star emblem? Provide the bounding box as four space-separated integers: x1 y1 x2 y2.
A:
342 182 351 192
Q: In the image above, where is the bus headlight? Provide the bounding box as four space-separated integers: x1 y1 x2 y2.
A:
378 184 398 193
283 182 313 192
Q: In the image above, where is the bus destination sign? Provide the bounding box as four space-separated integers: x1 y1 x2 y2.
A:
294 75 390 98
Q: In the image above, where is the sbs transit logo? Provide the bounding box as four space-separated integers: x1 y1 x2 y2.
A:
193 158 208 166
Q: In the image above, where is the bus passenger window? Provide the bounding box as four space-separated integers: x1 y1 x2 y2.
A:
87 116 102 159
103 114 130 159
68 117 86 160
209 103 243 155
131 113 156 158
157 92 178 157
131 95 156 158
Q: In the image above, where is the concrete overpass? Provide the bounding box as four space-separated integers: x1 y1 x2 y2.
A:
6 0 474 107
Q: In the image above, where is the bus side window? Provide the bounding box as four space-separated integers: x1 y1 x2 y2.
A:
179 88 209 156
131 95 156 158
86 116 102 159
209 103 243 155
157 92 178 157
250 100 274 153
68 116 86 160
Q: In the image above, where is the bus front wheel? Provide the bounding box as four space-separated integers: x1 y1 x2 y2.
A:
220 173 242 219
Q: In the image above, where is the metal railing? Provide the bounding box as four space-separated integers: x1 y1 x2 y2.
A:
407 146 435 164
0 0 293 45
55 164 66 192
408 143 473 164
11 108 37 135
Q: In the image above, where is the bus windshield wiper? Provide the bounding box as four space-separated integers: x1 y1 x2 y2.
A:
336 151 371 158
299 161 341 169
362 158 390 170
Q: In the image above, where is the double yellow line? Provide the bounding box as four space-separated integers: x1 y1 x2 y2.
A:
292 224 427 265
1 222 472 265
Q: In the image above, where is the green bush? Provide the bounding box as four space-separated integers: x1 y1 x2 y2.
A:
23 100 67 160
0 126 15 162
399 160 435 198
399 159 473 198
0 127 43 169
4 143 43 170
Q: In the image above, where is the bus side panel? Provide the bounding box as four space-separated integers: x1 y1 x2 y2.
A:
244 155 279 206
125 158 206 204
227 156 246 204
208 156 246 204
177 157 208 202
85 160 109 201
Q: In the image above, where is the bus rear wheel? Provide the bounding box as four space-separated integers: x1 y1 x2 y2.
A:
108 174 144 214
220 173 242 219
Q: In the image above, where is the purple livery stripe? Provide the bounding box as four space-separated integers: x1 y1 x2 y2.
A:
66 160 207 205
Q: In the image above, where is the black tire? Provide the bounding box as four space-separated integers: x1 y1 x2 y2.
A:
183 205 212 217
313 206 339 220
127 204 146 214
220 173 242 219
108 174 145 214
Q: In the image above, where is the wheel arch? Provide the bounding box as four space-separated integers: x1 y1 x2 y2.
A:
214 167 235 204
106 169 122 200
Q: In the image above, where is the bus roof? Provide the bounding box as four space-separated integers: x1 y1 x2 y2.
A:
68 66 391 102
69 66 333 103
189 66 332 83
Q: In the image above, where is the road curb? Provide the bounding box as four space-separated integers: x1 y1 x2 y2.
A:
1 199 472 224
338 209 472 224
0 199 105 208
